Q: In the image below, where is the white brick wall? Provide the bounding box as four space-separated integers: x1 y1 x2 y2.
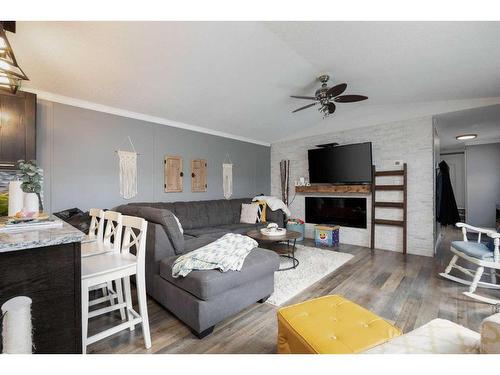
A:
271 116 435 257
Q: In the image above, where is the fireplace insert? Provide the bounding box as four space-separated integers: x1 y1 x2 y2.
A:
305 197 367 229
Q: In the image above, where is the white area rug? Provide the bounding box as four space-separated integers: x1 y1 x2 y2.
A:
266 244 354 307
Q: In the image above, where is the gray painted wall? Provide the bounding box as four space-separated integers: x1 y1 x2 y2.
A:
466 142 500 227
37 100 270 213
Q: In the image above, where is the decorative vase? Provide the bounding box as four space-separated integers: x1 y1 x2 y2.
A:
8 181 23 216
23 193 39 213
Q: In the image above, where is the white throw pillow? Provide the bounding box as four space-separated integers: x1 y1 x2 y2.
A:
240 203 259 224
173 214 184 234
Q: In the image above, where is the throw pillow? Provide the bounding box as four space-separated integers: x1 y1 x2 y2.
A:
240 203 259 224
255 200 267 223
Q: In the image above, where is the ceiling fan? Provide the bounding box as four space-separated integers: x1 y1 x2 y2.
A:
291 74 368 117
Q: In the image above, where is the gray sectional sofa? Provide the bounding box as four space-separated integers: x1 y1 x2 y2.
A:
115 198 283 338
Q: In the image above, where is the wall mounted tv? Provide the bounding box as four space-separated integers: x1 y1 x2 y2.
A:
308 142 373 184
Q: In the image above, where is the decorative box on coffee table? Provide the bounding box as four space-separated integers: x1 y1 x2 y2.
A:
314 225 339 247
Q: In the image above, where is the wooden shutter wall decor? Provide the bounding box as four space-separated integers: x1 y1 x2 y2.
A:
191 159 207 192
164 155 183 192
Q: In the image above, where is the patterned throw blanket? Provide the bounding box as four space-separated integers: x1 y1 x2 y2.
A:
171 233 258 278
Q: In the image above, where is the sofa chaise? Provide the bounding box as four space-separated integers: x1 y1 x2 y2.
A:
115 198 283 338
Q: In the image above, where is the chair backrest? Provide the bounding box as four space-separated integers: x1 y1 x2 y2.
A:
457 222 489 243
88 208 105 241
120 215 148 270
103 210 123 252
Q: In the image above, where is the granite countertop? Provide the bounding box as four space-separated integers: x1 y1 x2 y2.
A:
0 218 85 253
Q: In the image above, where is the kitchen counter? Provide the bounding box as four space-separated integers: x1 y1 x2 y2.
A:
0 218 85 252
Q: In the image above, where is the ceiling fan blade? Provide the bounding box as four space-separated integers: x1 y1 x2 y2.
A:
327 102 336 114
334 95 368 103
292 102 318 113
326 83 347 98
290 95 317 100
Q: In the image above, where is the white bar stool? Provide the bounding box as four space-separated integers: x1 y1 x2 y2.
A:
81 209 107 256
84 208 105 243
81 215 151 353
82 210 126 319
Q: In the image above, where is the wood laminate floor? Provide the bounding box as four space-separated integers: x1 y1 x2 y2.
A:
88 227 497 354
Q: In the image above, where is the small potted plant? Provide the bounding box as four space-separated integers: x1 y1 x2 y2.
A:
17 160 43 213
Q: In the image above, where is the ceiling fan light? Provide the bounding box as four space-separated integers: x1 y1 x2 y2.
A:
456 134 477 141
291 75 367 118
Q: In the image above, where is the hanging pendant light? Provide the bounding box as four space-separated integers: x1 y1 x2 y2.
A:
0 22 28 94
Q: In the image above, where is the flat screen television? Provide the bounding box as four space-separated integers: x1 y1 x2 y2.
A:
308 142 373 184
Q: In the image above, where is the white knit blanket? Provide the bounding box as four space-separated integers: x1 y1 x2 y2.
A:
171 233 258 278
253 195 291 217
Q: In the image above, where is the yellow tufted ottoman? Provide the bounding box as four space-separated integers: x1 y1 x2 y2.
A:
277 295 402 354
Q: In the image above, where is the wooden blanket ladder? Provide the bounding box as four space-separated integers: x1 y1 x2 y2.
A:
370 163 407 254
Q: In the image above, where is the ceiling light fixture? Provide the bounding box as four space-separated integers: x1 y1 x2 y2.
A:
456 134 477 141
0 22 28 94
290 74 368 118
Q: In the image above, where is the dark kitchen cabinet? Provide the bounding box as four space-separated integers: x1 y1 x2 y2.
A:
0 242 82 353
0 90 36 169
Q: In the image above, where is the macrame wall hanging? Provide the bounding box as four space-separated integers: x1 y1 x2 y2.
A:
223 153 233 200
116 136 139 200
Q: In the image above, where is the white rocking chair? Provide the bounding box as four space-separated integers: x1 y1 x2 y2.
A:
439 222 500 304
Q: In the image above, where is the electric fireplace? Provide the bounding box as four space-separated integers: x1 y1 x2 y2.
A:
305 197 367 229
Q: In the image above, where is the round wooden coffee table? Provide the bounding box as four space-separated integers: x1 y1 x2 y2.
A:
246 229 301 271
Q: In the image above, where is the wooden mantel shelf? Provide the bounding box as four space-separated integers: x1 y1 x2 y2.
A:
295 184 372 194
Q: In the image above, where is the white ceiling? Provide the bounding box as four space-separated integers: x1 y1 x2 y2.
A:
434 104 500 151
9 21 500 144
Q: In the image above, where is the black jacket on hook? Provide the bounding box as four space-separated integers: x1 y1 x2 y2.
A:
436 160 460 225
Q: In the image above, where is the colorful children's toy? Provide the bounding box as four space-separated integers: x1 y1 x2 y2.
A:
314 224 340 247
